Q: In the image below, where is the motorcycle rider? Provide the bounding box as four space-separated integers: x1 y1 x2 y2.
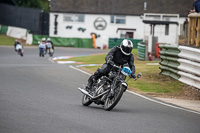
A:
46 38 54 53
14 40 23 51
86 39 136 90
39 38 46 56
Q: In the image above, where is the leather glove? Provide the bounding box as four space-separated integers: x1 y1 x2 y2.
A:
130 73 136 79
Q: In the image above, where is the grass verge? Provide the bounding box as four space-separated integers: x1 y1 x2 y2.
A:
0 35 16 46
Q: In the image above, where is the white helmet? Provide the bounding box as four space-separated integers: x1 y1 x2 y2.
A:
42 38 46 41
47 38 51 41
120 39 133 55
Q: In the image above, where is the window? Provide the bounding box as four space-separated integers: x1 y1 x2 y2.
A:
110 15 126 24
163 16 170 21
63 14 85 22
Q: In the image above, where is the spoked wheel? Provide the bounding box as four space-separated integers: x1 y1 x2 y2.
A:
82 94 93 106
104 85 124 111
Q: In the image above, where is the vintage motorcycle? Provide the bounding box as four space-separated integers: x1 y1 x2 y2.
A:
78 61 142 111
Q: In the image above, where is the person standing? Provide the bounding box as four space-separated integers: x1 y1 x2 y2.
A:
91 33 97 49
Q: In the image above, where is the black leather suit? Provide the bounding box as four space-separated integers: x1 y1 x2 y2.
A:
87 46 135 87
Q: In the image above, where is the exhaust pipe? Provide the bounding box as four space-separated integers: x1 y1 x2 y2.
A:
78 88 94 98
78 88 109 100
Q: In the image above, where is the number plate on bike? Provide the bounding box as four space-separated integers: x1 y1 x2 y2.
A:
121 67 132 76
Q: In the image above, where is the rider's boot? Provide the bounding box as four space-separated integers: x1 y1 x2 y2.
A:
85 69 101 91
85 75 96 91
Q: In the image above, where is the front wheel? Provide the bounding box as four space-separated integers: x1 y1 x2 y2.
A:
82 94 92 106
104 85 125 111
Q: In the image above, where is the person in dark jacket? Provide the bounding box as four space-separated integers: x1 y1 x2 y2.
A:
190 0 200 13
194 0 200 12
47 38 54 50
86 39 136 90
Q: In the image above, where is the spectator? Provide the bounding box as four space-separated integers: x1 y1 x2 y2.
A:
190 0 200 13
91 33 97 49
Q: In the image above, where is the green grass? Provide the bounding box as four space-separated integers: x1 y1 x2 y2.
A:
65 54 107 64
0 35 16 46
57 49 138 64
57 48 184 94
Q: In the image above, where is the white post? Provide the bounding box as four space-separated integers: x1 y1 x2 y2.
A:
148 35 152 53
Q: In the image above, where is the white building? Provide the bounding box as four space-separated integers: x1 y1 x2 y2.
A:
49 0 192 48
49 13 144 48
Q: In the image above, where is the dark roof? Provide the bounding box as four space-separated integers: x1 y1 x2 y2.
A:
50 0 193 17
143 20 179 25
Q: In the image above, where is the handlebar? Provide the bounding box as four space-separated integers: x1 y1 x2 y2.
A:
113 64 121 69
107 60 121 68
132 72 142 80
107 59 142 80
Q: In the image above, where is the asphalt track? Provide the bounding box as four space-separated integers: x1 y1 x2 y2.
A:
0 46 200 133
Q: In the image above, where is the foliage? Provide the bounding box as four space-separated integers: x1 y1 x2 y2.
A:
15 0 49 12
0 35 15 46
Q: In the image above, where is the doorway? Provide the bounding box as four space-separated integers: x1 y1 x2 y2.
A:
126 32 134 38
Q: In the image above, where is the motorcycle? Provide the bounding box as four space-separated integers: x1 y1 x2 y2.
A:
49 48 54 57
78 61 142 111
39 47 45 57
15 44 24 57
47 43 54 57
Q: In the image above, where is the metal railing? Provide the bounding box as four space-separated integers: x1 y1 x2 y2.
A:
159 44 200 90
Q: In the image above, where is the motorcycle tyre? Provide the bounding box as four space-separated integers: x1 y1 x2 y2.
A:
82 94 92 106
49 53 53 57
104 85 124 111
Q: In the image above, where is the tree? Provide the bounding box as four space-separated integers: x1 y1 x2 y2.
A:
15 0 49 12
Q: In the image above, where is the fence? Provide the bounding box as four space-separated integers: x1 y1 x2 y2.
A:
159 44 200 90
33 35 93 48
188 13 200 47
0 25 8 34
0 3 49 35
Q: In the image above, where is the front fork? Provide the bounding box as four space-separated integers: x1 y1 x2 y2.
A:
109 78 127 97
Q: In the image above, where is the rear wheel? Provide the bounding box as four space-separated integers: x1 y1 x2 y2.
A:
82 94 92 106
104 85 124 111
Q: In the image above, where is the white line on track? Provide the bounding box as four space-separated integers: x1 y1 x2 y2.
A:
69 65 200 115
48 57 55 63
69 65 91 76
